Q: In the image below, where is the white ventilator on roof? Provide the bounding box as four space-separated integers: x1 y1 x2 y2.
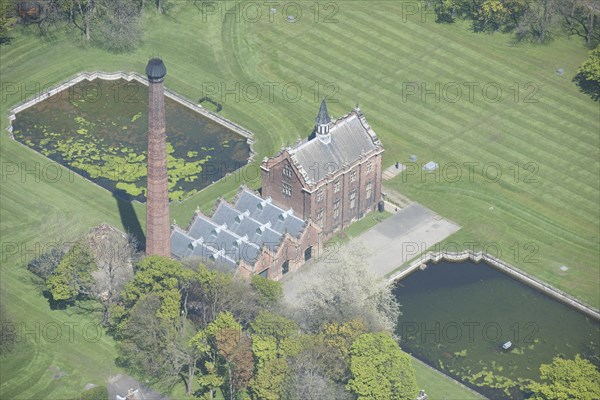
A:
235 210 251 223
190 237 204 248
279 208 295 221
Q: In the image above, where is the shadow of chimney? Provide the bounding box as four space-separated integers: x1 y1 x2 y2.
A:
112 190 146 251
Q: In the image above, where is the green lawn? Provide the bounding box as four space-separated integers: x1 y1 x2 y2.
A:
411 356 484 400
327 210 392 245
1 1 598 398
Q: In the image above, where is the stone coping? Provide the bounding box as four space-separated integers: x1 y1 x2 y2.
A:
5 70 258 204
6 70 255 160
388 250 600 321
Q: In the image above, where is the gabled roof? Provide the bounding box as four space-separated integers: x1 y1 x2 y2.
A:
212 202 282 253
289 110 382 185
171 188 309 268
171 228 239 272
234 190 305 238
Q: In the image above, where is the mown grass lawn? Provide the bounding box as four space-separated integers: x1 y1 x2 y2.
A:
1 1 598 398
411 357 484 400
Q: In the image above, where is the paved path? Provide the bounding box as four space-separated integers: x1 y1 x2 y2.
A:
281 203 461 302
358 203 461 277
382 163 406 180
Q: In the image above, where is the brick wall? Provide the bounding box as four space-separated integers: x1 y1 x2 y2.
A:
262 148 383 239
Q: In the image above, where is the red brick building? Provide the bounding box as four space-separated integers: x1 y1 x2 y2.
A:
171 187 322 280
261 100 384 238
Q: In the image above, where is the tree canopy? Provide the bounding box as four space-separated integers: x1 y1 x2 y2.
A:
574 44 600 100
46 243 96 302
347 332 419 400
296 249 400 333
529 355 600 400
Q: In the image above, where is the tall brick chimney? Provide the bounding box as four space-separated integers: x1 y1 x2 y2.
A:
145 58 171 256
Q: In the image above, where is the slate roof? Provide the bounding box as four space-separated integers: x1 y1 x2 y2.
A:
316 98 331 125
171 188 308 268
234 190 305 238
289 110 381 185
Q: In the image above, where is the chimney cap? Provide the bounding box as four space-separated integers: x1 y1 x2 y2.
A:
146 58 167 82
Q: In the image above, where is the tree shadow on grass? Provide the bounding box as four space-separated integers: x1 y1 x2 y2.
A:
573 74 600 101
0 36 13 45
113 190 146 252
41 289 68 311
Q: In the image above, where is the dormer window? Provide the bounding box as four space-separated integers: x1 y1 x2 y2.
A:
278 209 293 221
236 211 249 223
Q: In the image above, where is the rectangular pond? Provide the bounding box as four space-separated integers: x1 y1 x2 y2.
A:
393 260 599 399
11 78 251 202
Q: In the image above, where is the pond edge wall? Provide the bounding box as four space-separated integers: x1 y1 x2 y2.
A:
388 251 600 321
5 71 257 204
6 70 256 158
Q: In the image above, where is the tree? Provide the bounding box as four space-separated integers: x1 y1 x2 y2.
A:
197 361 224 399
346 333 418 400
249 313 301 400
94 0 143 52
251 311 299 340
70 0 96 41
316 319 367 381
296 248 400 333
285 354 353 400
216 330 253 399
251 275 283 309
161 323 204 397
474 0 530 32
117 294 182 381
0 0 17 44
516 0 560 43
561 0 600 47
28 244 66 280
186 264 258 329
117 255 187 329
574 44 600 100
249 358 288 400
283 321 365 400
86 226 138 324
46 242 96 302
431 0 461 23
156 0 165 13
15 0 143 51
529 355 600 400
190 312 249 399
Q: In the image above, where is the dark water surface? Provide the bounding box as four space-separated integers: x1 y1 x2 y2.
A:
12 78 250 202
394 260 599 399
